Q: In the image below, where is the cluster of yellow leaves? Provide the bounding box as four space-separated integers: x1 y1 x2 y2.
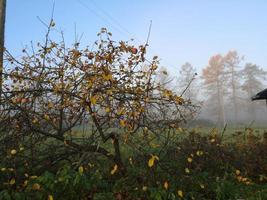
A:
102 73 112 81
1 168 14 172
236 176 251 185
196 150 204 156
162 89 173 98
235 169 251 185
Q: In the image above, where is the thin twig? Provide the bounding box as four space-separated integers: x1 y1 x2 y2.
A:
145 20 152 46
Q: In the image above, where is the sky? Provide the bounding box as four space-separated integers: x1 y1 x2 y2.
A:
5 0 267 74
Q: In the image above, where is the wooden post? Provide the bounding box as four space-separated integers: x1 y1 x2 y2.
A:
0 0 6 102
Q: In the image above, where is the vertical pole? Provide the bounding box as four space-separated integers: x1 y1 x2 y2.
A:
0 0 6 102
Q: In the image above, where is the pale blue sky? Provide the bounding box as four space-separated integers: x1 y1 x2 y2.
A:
5 0 267 74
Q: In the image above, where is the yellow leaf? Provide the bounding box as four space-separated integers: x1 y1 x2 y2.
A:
78 166 84 175
185 168 190 174
196 150 203 156
117 108 125 115
32 117 38 124
128 157 133 165
8 168 14 172
44 114 50 121
163 89 173 98
9 178 15 185
10 149 17 155
175 96 184 104
148 155 159 168
88 162 94 168
235 169 241 176
119 120 126 127
200 184 205 189
177 190 183 198
105 107 111 113
110 164 118 175
187 157 193 163
90 95 97 105
32 183 41 190
23 180 28 187
152 64 158 70
237 176 242 182
142 186 148 191
164 181 169 190
88 80 93 88
103 73 112 81
47 102 54 109
242 177 248 182
48 195 54 200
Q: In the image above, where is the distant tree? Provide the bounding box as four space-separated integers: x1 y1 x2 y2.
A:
224 50 242 124
156 66 172 90
202 54 226 127
177 62 198 103
241 63 267 119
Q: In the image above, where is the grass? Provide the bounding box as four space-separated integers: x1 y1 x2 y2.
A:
1 125 266 200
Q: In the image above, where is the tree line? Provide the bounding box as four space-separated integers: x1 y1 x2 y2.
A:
159 50 267 127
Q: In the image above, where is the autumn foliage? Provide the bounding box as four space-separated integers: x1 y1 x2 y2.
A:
0 26 195 176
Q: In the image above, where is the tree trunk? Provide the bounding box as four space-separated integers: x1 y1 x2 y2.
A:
231 65 238 126
217 80 225 128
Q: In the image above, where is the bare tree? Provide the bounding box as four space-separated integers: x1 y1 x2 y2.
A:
0 27 197 174
202 54 226 127
177 62 198 103
156 66 172 90
241 63 267 120
224 50 242 125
